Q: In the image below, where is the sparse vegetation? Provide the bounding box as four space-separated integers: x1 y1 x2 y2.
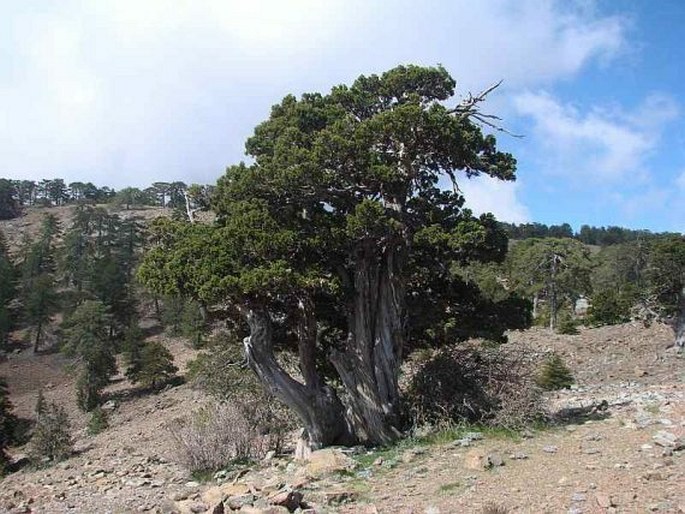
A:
28 399 73 465
168 401 285 473
87 406 109 435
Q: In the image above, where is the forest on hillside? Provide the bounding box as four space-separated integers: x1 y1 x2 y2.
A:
1 66 684 477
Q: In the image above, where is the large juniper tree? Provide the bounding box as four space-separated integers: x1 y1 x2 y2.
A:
139 65 520 447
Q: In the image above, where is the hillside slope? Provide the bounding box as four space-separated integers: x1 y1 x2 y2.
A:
0 322 682 514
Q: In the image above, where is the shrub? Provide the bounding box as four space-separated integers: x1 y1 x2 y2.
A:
403 342 544 430
186 332 253 399
588 289 633 326
555 314 579 335
28 399 73 465
168 400 286 473
536 353 574 391
0 376 16 474
126 341 178 391
87 406 109 435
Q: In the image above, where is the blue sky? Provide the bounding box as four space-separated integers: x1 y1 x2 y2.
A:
1 1 684 232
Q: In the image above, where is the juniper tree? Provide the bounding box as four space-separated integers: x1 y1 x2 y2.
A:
139 65 521 447
646 235 685 349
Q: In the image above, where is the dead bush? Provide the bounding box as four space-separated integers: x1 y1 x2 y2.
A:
168 399 289 473
403 341 544 430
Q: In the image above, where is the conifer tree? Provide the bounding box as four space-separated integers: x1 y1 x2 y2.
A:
61 300 117 411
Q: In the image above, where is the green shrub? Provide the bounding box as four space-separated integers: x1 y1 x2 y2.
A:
28 399 73 465
126 341 178 390
556 315 579 335
536 353 574 391
87 406 109 435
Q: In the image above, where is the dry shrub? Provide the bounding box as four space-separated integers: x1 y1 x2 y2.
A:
482 503 509 514
169 399 289 473
403 341 544 430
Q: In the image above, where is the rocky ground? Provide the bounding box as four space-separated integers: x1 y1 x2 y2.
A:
0 320 683 513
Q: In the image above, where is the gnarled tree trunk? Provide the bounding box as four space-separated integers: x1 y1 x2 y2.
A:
241 305 354 448
330 242 405 445
674 288 685 350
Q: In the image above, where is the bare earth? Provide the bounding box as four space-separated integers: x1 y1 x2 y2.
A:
1 320 683 514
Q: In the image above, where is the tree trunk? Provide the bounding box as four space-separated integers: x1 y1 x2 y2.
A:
241 306 353 448
329 243 404 445
674 288 685 350
33 322 42 353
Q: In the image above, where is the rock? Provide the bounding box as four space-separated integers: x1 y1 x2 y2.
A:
189 503 209 513
304 448 356 478
226 494 254 511
464 449 487 470
543 445 558 454
238 507 289 514
583 448 601 455
212 503 225 514
486 453 504 467
595 493 615 508
158 499 182 514
652 430 684 450
102 400 118 412
267 490 302 511
509 452 528 460
571 492 587 502
322 490 357 506
263 450 276 463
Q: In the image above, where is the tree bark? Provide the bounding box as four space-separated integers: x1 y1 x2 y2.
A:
241 305 353 448
329 242 404 445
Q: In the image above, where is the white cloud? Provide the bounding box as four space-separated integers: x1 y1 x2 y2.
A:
0 0 631 188
460 176 530 223
513 91 679 182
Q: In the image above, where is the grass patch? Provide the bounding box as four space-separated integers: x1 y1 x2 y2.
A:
353 424 523 469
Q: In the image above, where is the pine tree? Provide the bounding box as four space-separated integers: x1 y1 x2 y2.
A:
126 341 178 391
28 398 73 465
536 354 575 390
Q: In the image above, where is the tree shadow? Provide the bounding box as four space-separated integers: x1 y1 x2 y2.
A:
547 400 612 426
102 375 186 405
